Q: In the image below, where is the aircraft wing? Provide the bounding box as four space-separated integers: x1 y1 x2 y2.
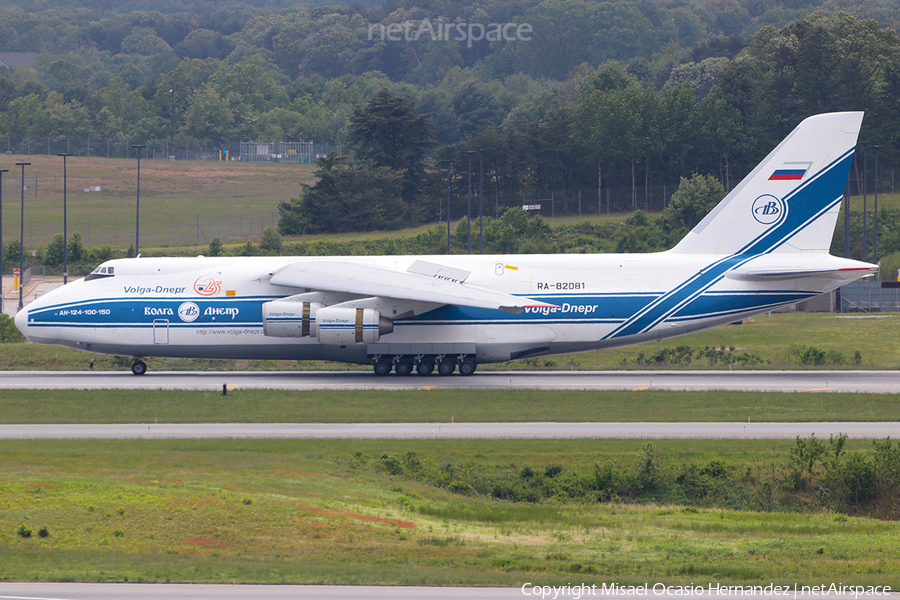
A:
268 260 554 314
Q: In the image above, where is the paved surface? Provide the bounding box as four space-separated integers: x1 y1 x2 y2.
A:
1 369 899 392
0 583 519 599
1 276 62 317
0 583 895 600
2 422 898 440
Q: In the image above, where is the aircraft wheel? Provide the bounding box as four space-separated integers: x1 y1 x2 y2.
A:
458 360 477 376
394 360 414 376
416 361 434 376
437 360 455 376
131 360 147 376
373 360 392 377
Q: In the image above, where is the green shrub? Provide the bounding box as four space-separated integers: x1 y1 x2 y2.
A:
0 315 25 343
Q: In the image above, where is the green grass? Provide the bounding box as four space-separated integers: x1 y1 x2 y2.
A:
1 438 898 586
1 388 899 424
2 311 899 370
1 154 315 250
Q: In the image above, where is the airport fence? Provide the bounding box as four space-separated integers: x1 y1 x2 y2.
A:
3 136 342 163
837 281 900 312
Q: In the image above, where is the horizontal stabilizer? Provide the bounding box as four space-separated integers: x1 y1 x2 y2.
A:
269 261 555 314
727 267 876 282
726 253 877 282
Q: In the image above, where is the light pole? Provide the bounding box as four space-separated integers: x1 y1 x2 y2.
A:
862 145 867 262
15 162 29 310
843 172 850 259
132 145 146 257
57 153 71 284
0 168 7 316
872 145 881 264
466 151 476 254
478 149 486 255
169 86 175 156
440 160 451 255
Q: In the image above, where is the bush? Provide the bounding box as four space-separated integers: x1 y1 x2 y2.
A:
208 237 224 257
16 524 31 538
0 314 25 343
380 453 403 475
259 227 282 254
838 454 878 508
635 443 663 492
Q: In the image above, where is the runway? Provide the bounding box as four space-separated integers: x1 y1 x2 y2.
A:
1 369 898 392
0 583 520 600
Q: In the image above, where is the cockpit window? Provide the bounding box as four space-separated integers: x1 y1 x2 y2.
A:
85 265 115 281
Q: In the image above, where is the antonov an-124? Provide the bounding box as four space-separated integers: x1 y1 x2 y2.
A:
15 112 877 376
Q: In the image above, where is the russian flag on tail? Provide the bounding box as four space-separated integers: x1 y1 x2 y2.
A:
769 162 811 181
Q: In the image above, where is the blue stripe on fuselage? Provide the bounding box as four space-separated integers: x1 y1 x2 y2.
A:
28 288 815 333
26 297 272 328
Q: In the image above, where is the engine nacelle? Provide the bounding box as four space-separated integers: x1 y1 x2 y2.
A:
262 301 321 338
315 307 392 345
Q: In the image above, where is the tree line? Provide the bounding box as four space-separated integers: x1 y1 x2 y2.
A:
3 5 898 189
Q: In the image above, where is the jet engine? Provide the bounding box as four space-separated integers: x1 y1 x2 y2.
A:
262 300 322 338
262 301 392 344
315 306 392 345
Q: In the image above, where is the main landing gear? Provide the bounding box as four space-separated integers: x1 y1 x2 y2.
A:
131 359 147 376
372 355 477 377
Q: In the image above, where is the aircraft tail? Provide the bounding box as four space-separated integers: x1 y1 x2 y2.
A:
670 112 863 256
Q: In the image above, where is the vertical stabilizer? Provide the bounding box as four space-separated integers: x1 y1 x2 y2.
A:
670 112 863 256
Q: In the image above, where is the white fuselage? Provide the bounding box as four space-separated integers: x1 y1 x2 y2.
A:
15 251 856 365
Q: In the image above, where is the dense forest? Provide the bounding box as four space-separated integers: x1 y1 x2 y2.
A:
3 0 900 257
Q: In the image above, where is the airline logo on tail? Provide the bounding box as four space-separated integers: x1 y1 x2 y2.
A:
751 195 785 225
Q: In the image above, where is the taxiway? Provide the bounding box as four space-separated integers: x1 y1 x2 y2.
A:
0 369 897 392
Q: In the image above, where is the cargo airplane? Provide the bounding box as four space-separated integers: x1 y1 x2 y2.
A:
15 112 876 376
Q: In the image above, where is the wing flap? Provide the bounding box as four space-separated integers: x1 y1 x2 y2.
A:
269 261 553 313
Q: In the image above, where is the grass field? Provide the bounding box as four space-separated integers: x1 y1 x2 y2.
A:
2 311 899 370
2 438 899 586
1 388 899 424
1 384 899 584
0 154 316 250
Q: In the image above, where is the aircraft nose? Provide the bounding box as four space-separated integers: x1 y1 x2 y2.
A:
15 308 28 338
14 306 29 339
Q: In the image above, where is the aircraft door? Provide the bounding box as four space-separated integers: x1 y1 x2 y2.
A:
153 319 169 344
